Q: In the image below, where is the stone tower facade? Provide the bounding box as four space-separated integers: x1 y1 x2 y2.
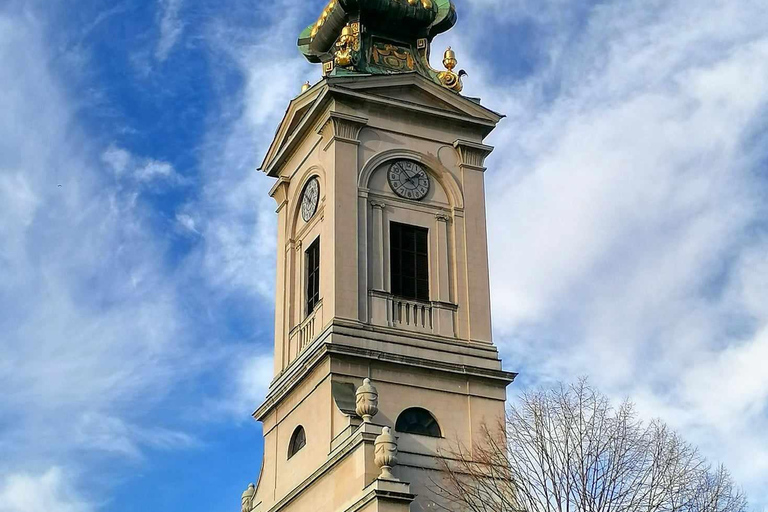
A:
241 2 516 511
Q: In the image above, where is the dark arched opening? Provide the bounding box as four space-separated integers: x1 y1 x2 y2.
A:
395 407 442 438
288 426 306 459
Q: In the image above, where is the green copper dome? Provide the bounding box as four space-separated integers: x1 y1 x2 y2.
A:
298 0 465 92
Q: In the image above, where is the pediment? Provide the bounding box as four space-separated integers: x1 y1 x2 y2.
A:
328 73 504 124
260 73 504 177
354 84 467 115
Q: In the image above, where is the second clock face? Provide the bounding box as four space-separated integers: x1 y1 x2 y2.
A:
301 178 320 222
387 160 430 201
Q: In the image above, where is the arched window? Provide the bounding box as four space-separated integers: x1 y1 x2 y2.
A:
287 426 306 459
395 408 442 438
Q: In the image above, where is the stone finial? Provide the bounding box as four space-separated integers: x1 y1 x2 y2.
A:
355 378 379 422
241 483 255 512
374 426 399 480
301 81 311 93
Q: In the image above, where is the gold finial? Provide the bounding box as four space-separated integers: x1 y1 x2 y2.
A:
437 47 465 93
301 81 311 93
443 47 457 71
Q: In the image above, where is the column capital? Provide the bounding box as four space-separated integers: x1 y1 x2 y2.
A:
370 201 387 210
453 139 494 171
435 213 452 223
269 176 291 211
318 112 369 147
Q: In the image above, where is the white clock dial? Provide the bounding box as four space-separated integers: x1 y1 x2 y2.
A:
387 160 430 201
301 178 320 222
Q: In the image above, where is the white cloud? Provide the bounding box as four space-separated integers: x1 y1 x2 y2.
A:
101 144 181 185
0 4 201 498
101 145 131 176
176 212 200 235
216 354 274 419
156 0 184 62
0 468 92 512
448 0 768 504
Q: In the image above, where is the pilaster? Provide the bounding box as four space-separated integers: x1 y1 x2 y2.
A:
271 177 291 374
453 140 494 343
321 111 369 323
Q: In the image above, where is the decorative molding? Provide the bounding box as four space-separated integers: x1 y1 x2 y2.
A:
435 213 452 223
453 139 495 171
358 148 465 209
254 320 516 421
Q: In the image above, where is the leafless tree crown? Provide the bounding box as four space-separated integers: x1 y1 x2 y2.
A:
434 380 748 512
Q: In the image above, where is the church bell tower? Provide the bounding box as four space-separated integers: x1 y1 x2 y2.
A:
241 1 516 510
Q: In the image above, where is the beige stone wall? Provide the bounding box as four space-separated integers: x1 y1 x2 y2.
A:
250 75 512 512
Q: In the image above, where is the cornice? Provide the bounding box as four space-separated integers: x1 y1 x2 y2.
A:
254 320 517 421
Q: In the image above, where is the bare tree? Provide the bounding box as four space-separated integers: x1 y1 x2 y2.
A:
434 380 747 512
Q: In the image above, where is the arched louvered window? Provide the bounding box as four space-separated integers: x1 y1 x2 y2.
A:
395 407 442 438
288 426 306 459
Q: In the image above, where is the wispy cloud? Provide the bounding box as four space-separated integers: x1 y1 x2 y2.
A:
0 5 201 501
179 0 317 301
446 0 768 504
155 0 184 62
102 144 183 184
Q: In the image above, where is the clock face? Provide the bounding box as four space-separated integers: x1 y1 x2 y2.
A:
387 160 430 201
301 178 320 222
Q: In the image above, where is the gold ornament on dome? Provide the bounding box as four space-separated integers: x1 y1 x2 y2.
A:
334 22 361 68
372 43 416 72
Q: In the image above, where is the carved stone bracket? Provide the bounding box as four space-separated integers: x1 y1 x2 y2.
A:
453 139 494 171
319 112 369 148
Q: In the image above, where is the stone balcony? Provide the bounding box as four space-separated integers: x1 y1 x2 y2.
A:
369 290 457 338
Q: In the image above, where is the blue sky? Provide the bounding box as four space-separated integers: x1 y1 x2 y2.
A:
1 0 767 510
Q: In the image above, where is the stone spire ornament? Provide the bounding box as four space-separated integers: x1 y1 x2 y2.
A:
355 378 379 422
296 0 468 93
241 483 255 512
374 426 399 480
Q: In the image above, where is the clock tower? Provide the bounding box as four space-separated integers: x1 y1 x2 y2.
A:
240 1 516 511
